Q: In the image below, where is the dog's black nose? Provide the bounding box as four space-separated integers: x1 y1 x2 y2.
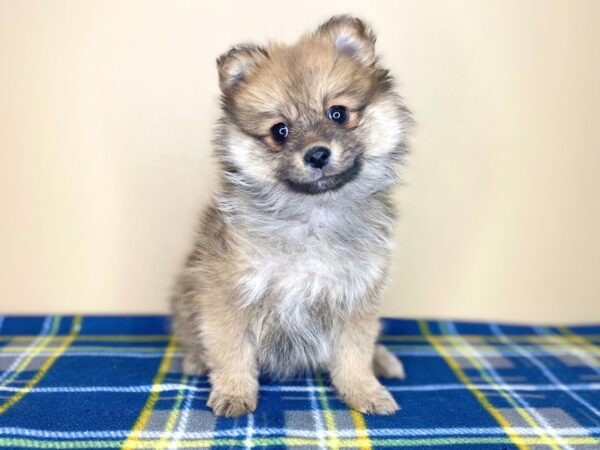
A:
304 147 331 169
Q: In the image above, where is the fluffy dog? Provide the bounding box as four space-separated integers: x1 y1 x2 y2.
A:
171 15 412 417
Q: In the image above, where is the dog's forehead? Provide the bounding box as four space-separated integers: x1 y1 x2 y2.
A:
241 42 369 117
253 52 331 110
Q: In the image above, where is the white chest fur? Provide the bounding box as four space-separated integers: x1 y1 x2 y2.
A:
236 207 387 311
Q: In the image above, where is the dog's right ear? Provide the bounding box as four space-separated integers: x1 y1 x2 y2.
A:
217 44 269 92
316 15 376 66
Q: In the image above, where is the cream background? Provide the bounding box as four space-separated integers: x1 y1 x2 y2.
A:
1 1 599 323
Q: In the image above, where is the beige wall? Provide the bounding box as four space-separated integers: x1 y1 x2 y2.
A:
1 0 599 323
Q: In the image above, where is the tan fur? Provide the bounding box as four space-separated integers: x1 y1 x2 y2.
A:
171 15 412 417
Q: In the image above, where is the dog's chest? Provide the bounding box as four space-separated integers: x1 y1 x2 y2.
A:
238 208 388 310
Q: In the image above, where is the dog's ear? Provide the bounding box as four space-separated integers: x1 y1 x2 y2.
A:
316 15 376 65
217 44 269 92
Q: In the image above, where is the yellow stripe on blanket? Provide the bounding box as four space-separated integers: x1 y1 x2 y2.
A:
0 316 81 414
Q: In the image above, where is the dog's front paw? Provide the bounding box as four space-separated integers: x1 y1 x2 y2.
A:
341 385 399 415
207 389 257 417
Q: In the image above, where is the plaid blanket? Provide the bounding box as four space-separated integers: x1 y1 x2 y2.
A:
0 316 598 449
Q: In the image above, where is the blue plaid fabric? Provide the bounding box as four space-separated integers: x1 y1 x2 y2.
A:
0 316 599 449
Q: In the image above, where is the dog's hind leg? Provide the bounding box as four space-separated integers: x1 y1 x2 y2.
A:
373 345 405 379
183 350 208 376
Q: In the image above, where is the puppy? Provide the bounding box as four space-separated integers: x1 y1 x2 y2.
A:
171 15 412 417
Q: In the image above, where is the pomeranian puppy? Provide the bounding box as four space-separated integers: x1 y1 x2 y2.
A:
171 15 412 417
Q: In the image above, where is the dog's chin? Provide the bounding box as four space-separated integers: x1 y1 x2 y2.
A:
282 157 362 195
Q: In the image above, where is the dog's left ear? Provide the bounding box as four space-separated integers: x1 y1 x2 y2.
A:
315 15 376 65
217 44 269 92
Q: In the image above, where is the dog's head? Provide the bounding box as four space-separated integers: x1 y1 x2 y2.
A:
215 15 411 197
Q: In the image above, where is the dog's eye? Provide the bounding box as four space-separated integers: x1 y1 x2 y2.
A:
328 105 348 124
270 122 289 144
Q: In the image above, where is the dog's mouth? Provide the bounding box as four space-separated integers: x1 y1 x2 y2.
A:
282 157 362 195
